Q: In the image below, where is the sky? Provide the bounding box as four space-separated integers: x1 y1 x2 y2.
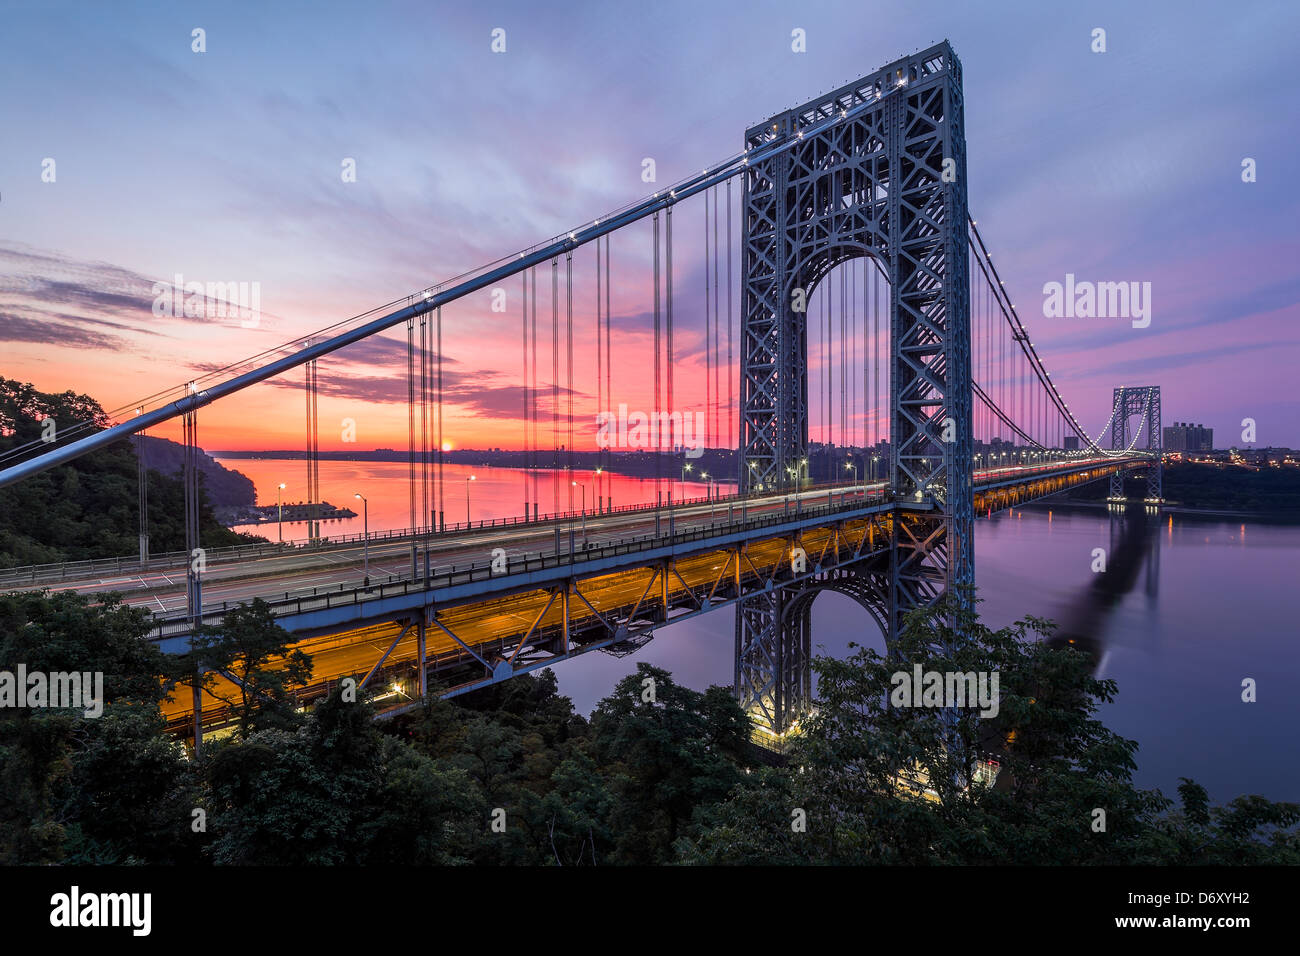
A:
1 0 1298 453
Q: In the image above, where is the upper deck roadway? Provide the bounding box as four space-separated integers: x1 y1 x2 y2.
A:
0 456 1147 731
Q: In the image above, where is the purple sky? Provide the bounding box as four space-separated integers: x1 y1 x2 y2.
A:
1 0 1297 448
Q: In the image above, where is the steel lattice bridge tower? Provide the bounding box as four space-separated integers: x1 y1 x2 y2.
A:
1107 386 1162 502
735 45 972 733
0 41 1162 748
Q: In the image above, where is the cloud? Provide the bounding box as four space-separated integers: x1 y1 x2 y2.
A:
0 311 121 350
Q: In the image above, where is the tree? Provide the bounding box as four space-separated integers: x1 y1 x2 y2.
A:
169 598 312 740
589 663 752 864
683 595 1300 865
0 589 187 863
0 378 258 568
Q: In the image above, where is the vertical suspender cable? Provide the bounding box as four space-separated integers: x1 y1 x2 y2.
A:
530 268 539 518
874 261 881 454
551 258 559 516
566 251 574 510
703 194 711 452
862 260 869 454
407 317 416 568
418 314 426 533
436 306 444 531
666 205 674 439
653 211 662 504
667 205 676 508
825 272 832 453
304 353 311 541
726 178 733 455
136 427 148 563
523 272 530 518
712 186 720 448
604 236 611 507
596 238 603 512
852 255 858 457
840 261 847 455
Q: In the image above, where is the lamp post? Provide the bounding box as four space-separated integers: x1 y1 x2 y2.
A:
871 455 879 482
353 493 369 586
572 480 586 541
277 482 286 543
595 466 604 513
465 474 476 526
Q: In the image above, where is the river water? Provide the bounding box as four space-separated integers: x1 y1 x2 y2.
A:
219 458 1300 804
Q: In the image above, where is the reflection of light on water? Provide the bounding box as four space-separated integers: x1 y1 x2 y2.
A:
215 457 711 542
1095 649 1111 680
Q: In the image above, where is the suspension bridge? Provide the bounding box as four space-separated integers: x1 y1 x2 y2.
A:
0 42 1163 748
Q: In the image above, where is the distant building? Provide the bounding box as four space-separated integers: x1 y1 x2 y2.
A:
1063 436 1079 451
1163 422 1213 452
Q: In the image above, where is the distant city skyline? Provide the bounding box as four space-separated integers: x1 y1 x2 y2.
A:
2 0 1297 453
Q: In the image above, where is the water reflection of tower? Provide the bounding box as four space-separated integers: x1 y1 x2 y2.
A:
1143 507 1161 602
1051 505 1161 665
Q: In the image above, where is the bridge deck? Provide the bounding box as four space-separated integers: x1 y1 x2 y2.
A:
1 457 1147 731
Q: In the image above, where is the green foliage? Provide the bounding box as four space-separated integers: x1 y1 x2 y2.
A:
170 598 313 739
682 596 1300 865
0 377 261 568
1162 461 1300 513
1 587 1295 865
588 664 753 864
0 589 195 864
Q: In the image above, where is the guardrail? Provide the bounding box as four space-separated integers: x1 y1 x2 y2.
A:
146 486 896 639
0 479 880 586
3 455 1129 590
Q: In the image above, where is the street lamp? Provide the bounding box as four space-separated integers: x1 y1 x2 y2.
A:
277 482 286 543
353 493 369 586
595 466 603 513
465 474 476 526
871 455 879 482
572 480 586 540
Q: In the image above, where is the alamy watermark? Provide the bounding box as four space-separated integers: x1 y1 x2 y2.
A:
50 886 150 936
596 404 706 458
1042 274 1151 329
152 273 262 328
889 665 1000 718
0 665 104 717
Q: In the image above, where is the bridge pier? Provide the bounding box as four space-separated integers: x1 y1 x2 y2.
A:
734 556 893 741
735 588 810 739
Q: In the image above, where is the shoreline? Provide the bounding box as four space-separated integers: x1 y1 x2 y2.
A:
1021 498 1300 522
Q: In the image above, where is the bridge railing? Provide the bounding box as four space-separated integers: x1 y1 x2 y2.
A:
0 455 1139 589
0 476 888 586
145 485 897 639
0 539 300 588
